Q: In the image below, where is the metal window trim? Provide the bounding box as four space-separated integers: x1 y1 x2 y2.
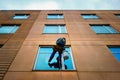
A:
58 25 61 33
64 25 67 33
33 46 76 70
33 47 41 70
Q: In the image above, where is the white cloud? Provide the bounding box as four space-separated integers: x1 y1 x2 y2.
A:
0 0 120 10
24 1 60 10
91 0 120 10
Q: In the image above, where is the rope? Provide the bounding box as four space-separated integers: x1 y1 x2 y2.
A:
59 54 61 80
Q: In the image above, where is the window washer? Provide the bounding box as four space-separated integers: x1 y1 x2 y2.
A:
48 37 66 68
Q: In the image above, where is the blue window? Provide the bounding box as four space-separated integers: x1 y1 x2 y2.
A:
33 46 76 70
115 14 120 18
13 14 30 19
108 46 120 62
43 24 67 34
81 14 99 19
90 24 119 34
47 14 64 19
0 24 20 34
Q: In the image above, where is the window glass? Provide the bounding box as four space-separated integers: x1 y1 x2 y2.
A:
91 26 109 33
112 54 120 62
60 26 67 33
0 25 20 34
13 14 29 19
44 25 58 33
40 47 53 53
90 25 119 34
34 46 75 70
81 14 99 19
108 46 120 62
47 14 64 19
105 26 118 33
43 25 67 34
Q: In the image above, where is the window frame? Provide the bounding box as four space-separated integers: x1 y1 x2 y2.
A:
107 45 120 62
13 14 30 19
47 14 64 19
43 24 67 34
81 14 99 19
0 24 20 34
33 46 76 71
90 24 119 34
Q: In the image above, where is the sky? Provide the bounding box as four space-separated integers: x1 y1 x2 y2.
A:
0 0 120 10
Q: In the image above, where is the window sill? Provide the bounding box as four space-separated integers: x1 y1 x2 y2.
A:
96 33 119 34
13 18 28 20
32 70 76 72
42 33 68 35
46 18 64 20
0 33 14 35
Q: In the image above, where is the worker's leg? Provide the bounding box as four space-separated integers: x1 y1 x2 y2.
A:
48 49 56 62
56 53 62 68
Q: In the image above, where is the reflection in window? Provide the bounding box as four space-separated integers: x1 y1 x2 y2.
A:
0 24 20 34
47 14 64 19
90 24 119 34
33 46 75 70
13 14 30 19
81 14 99 19
108 46 120 62
43 24 67 34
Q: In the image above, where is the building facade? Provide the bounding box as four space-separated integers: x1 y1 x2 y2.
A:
0 10 120 80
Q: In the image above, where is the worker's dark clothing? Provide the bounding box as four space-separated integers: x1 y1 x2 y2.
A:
48 45 65 63
48 38 66 68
